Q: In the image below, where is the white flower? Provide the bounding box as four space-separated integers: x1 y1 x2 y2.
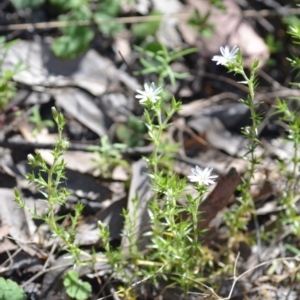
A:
188 166 218 186
135 82 162 104
212 45 239 65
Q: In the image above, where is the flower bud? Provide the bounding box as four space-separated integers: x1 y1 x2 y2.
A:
51 107 58 121
27 154 35 163
61 139 69 151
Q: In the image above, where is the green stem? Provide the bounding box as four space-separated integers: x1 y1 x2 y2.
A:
47 156 58 232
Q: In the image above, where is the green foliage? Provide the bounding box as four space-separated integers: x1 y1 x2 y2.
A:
63 270 92 300
0 38 23 111
283 15 300 29
135 84 216 290
134 42 197 87
94 0 124 36
272 22 300 236
265 33 283 54
116 115 147 147
210 0 226 10
29 106 55 136
275 99 300 235
15 107 88 264
188 0 226 37
92 135 128 178
213 47 263 242
265 33 282 66
51 0 124 58
52 6 94 59
10 0 125 58
10 0 44 9
188 9 214 37
49 0 87 10
132 10 161 40
0 277 25 300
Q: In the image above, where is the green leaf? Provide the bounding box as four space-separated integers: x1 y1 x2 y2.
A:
132 10 161 40
98 0 121 17
284 243 300 255
49 0 87 10
144 41 164 53
51 6 93 58
10 0 44 9
94 13 124 36
0 277 26 300
127 115 147 133
63 270 92 300
58 6 92 36
51 27 94 59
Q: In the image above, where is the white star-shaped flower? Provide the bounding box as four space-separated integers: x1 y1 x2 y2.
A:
188 166 218 186
135 82 162 104
212 45 239 65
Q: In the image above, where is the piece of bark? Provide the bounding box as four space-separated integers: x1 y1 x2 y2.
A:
198 167 240 230
121 159 153 253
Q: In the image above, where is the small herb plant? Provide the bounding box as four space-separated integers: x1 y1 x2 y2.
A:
28 106 55 137
134 83 219 290
212 46 262 243
51 4 95 59
187 9 215 38
15 107 88 264
0 277 26 300
275 24 300 236
92 135 129 178
134 43 197 87
115 115 148 147
10 0 124 59
63 270 92 300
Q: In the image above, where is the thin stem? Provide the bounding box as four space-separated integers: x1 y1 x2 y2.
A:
47 156 58 232
290 141 299 200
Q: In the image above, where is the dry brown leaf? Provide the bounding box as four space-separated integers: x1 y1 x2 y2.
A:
178 0 269 67
198 167 240 230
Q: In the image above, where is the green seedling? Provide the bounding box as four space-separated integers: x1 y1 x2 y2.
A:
51 5 94 59
0 277 25 300
115 115 147 147
188 9 214 37
63 270 92 300
134 43 197 87
51 0 123 58
94 0 124 36
92 135 128 178
28 106 55 136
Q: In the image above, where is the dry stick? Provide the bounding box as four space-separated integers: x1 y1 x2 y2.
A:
0 139 216 169
97 263 167 300
21 263 73 288
185 255 300 300
0 8 300 32
0 139 154 154
42 242 57 272
0 247 23 273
